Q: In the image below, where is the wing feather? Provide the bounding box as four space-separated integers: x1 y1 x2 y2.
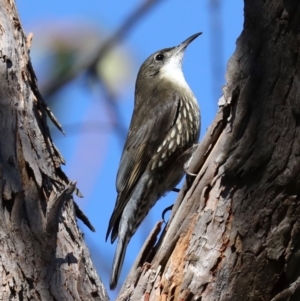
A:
106 90 181 241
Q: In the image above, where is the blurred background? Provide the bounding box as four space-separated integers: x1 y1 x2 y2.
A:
18 0 243 298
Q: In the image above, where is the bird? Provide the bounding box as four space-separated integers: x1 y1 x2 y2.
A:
106 32 202 290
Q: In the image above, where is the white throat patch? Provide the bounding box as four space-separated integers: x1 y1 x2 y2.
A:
159 56 191 91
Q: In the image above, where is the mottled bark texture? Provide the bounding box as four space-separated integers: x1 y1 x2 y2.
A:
117 1 300 300
0 1 108 300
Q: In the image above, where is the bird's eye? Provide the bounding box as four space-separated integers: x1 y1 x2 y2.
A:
155 53 164 61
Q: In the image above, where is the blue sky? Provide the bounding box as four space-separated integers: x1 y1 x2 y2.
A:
18 0 243 298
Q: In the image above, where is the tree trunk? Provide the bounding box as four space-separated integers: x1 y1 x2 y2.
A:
0 1 108 300
117 1 300 300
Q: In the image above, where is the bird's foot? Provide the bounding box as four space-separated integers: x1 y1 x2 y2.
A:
162 205 174 223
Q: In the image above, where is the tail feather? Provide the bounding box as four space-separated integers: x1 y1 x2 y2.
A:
110 237 128 290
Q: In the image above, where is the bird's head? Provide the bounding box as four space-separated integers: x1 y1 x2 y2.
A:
136 32 202 92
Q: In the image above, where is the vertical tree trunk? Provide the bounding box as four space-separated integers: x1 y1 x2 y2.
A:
0 1 108 300
118 1 300 300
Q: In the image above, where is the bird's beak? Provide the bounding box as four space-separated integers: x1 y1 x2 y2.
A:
175 32 202 54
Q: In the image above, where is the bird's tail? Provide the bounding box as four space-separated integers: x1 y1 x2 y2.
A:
110 236 128 290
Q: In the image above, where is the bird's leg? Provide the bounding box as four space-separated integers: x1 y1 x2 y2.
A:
184 166 198 177
164 144 199 222
183 143 200 176
162 205 174 223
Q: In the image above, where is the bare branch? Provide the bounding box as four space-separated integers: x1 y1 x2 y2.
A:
43 0 166 99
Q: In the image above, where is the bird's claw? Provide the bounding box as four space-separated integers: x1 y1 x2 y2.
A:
162 205 174 223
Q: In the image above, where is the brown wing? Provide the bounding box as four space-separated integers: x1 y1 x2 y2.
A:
106 90 181 242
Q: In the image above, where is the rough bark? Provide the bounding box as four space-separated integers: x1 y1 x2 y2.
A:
0 1 108 300
117 1 300 300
